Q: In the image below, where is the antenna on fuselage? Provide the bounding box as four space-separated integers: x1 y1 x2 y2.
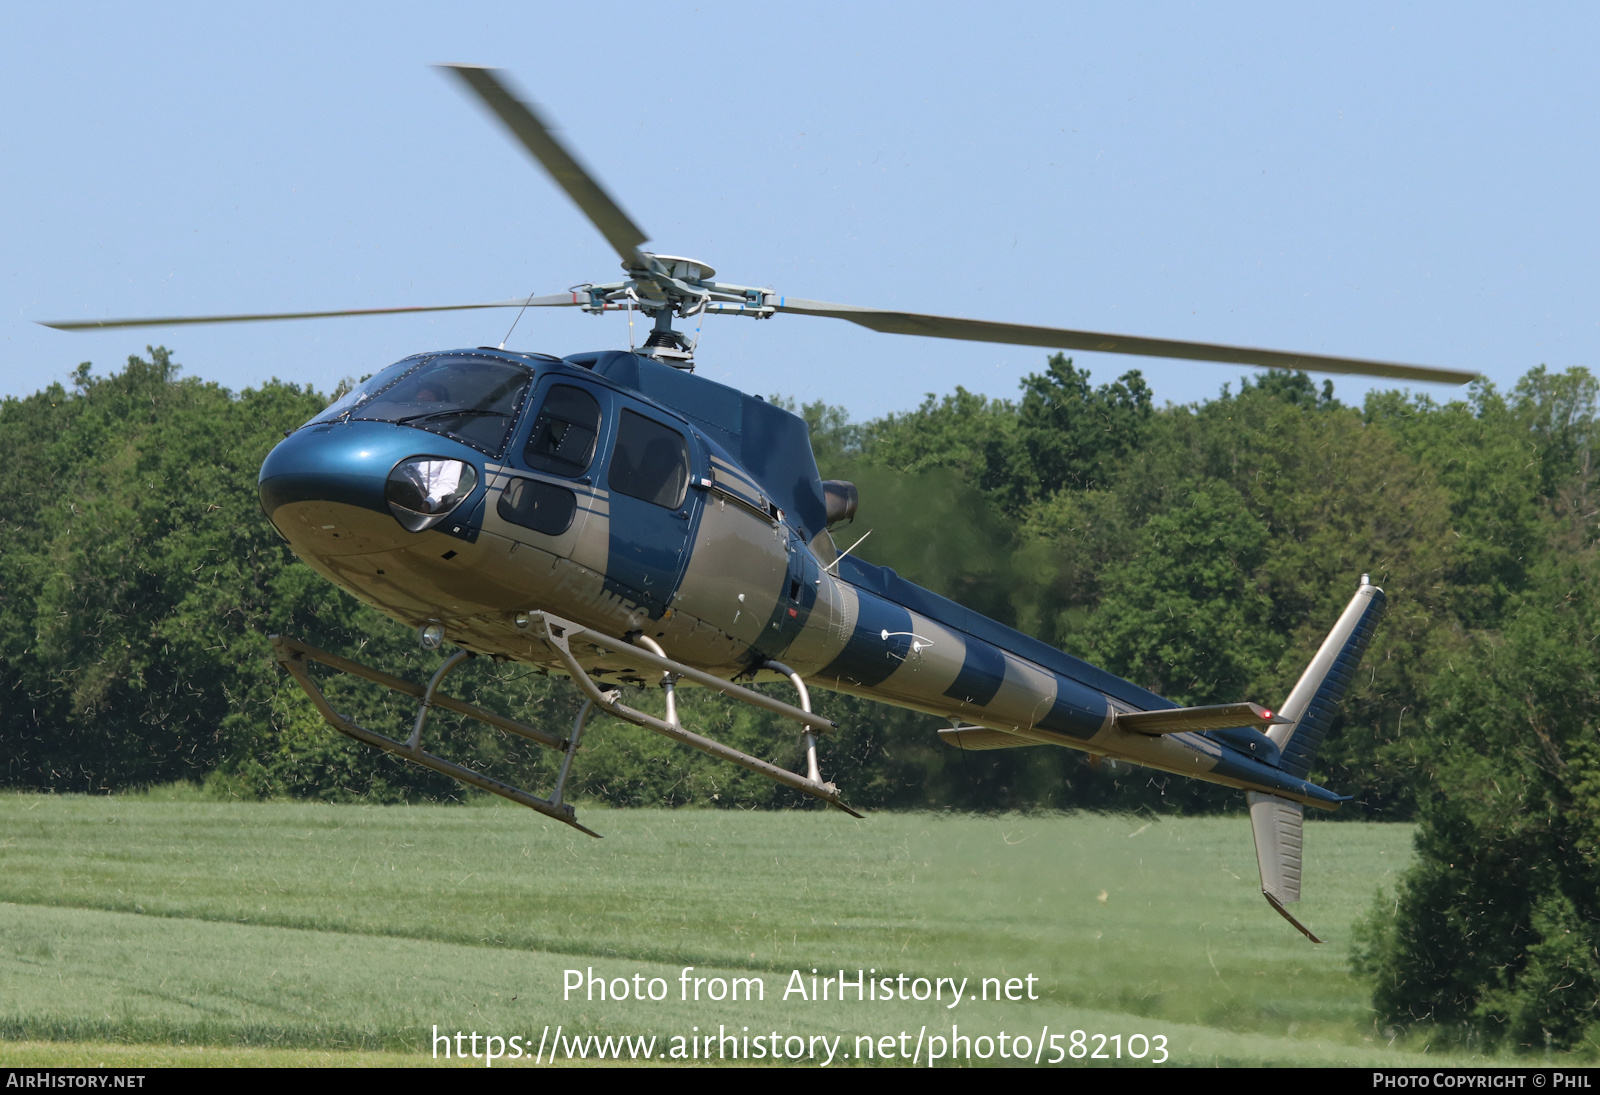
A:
823 528 873 575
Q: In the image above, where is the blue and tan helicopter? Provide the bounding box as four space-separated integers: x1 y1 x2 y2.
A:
44 66 1476 939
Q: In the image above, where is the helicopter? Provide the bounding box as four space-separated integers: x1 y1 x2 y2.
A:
43 65 1476 941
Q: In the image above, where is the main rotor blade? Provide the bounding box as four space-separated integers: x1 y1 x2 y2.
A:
773 298 1478 385
441 65 649 269
40 294 583 331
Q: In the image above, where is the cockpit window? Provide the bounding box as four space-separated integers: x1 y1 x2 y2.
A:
308 355 532 456
523 384 601 477
609 409 689 509
305 358 420 427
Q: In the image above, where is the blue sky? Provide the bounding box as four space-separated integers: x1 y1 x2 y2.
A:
3 3 1596 420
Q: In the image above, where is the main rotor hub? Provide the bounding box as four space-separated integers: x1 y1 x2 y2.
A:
638 254 716 282
572 250 777 368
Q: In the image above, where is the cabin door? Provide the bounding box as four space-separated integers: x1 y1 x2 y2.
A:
599 404 699 617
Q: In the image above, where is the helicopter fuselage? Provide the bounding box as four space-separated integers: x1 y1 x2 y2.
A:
259 346 1347 809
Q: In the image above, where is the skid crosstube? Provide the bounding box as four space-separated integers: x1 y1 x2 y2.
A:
521 611 860 817
270 622 860 835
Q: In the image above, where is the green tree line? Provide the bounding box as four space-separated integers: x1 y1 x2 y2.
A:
1 347 1596 1050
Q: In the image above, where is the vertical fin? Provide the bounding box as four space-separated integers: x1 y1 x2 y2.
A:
1246 574 1387 943
1247 790 1321 942
1267 576 1388 779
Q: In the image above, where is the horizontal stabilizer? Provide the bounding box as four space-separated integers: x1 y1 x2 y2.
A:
1115 702 1289 736
937 725 1039 751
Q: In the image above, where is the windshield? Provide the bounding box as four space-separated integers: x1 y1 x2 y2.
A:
306 359 419 427
305 354 533 456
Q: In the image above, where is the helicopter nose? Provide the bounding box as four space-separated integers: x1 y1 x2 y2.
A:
260 423 395 517
259 422 475 556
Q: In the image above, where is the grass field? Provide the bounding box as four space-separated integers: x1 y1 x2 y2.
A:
0 791 1510 1067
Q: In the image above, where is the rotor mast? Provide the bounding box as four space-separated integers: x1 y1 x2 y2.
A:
576 253 778 369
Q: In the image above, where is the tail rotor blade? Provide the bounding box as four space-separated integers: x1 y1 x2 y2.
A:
440 64 649 269
772 298 1477 385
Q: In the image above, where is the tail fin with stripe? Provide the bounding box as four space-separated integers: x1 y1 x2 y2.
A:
1250 575 1387 941
1268 575 1387 777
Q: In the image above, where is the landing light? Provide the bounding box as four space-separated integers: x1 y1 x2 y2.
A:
386 457 478 532
419 622 446 650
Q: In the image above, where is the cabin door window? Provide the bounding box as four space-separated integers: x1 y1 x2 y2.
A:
497 381 603 542
522 384 602 477
609 409 690 508
601 408 699 615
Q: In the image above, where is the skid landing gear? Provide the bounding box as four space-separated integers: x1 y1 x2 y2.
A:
271 634 601 836
271 619 858 838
